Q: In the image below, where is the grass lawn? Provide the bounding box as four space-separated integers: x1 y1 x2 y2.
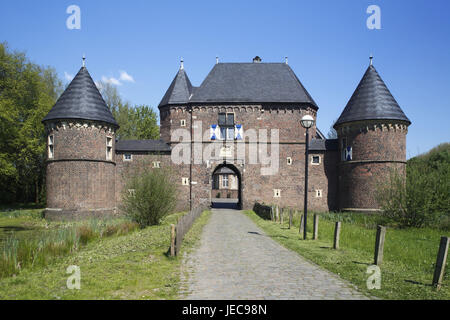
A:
244 210 449 300
0 209 211 300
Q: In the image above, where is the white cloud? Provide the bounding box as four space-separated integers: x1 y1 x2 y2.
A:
101 76 122 86
119 70 135 83
64 72 74 82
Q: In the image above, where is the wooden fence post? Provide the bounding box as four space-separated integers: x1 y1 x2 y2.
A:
432 236 449 290
170 224 176 256
313 214 319 240
333 222 341 250
299 213 304 235
374 225 386 265
289 209 293 229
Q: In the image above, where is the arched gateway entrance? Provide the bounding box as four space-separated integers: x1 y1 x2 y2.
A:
211 163 242 209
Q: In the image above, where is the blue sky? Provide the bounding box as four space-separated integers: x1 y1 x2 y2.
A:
1 0 449 158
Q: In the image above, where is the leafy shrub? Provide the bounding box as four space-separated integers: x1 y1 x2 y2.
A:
120 168 176 228
376 149 449 228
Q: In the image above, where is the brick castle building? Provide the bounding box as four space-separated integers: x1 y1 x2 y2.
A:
42 56 410 219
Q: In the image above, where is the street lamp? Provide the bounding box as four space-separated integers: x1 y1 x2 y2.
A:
300 114 315 240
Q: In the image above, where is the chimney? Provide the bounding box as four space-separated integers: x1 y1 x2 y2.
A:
252 56 262 63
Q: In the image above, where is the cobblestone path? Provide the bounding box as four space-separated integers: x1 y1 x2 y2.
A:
180 209 369 300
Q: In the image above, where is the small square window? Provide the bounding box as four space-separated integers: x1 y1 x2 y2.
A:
274 189 281 198
316 189 323 198
128 189 136 197
106 137 113 161
180 119 186 126
311 155 321 165
182 177 190 185
287 157 292 165
124 154 132 161
153 161 161 168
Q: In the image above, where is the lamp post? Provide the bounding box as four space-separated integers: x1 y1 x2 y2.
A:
300 115 315 240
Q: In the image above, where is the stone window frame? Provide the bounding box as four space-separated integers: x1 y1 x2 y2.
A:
123 153 133 161
182 177 190 186
128 189 136 197
315 189 323 198
153 161 161 168
273 189 281 198
287 157 293 165
48 134 54 159
180 119 186 127
311 155 321 165
106 136 113 161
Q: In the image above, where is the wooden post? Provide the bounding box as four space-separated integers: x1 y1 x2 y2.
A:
170 224 176 256
289 209 293 229
432 236 449 290
313 214 319 240
333 222 341 250
299 213 304 235
374 225 386 265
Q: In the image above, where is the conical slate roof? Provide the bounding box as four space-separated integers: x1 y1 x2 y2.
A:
43 66 118 126
334 64 410 127
158 68 194 107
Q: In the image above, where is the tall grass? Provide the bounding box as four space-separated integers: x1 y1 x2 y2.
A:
0 219 138 279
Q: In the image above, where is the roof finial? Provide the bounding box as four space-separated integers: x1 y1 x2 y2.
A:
180 57 184 70
285 56 288 65
82 54 86 68
369 54 373 66
216 56 219 64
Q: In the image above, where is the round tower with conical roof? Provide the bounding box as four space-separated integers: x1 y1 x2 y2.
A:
334 60 411 211
42 60 119 219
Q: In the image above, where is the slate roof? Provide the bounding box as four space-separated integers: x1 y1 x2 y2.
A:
309 139 338 151
158 69 194 107
189 63 317 107
115 139 171 152
334 65 410 127
43 67 118 126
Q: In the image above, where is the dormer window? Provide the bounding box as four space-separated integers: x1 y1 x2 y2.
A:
106 137 113 161
48 135 54 159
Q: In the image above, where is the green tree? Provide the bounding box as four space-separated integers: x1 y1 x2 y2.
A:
97 80 159 140
0 42 62 204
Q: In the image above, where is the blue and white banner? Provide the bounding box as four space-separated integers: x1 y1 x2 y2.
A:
210 124 218 140
235 124 243 140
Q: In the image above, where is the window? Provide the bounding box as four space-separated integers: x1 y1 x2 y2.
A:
341 137 347 161
316 189 323 198
153 161 161 168
106 137 113 160
48 135 54 159
128 189 136 197
311 155 321 165
287 157 292 165
182 177 190 185
274 189 281 198
222 174 229 188
218 112 235 140
180 119 186 127
123 154 132 161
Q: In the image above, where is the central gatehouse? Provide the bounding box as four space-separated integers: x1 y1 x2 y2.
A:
42 56 410 219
